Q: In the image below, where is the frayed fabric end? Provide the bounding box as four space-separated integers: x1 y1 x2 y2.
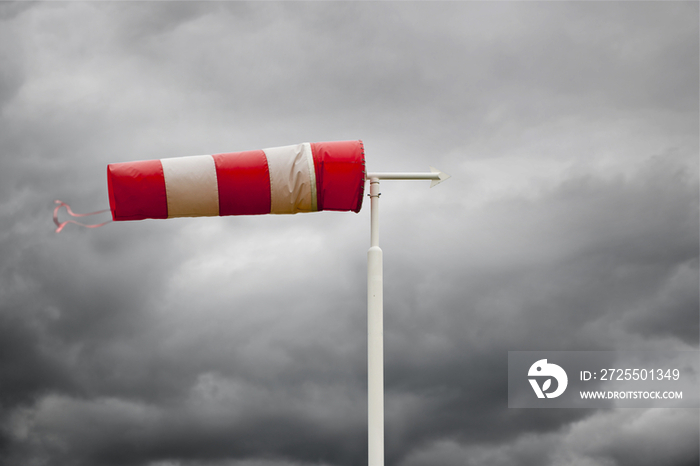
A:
53 200 111 233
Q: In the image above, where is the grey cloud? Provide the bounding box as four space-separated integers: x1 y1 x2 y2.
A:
0 2 697 466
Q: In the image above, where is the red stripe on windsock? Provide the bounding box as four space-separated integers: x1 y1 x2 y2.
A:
311 141 365 213
107 159 168 221
212 150 271 216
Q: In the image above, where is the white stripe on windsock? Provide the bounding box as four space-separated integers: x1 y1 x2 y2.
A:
305 144 318 212
161 155 220 218
263 143 317 214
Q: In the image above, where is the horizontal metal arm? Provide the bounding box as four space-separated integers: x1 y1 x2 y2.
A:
367 172 439 180
366 167 451 187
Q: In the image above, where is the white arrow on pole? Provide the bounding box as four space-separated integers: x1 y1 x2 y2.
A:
365 168 450 466
366 167 451 186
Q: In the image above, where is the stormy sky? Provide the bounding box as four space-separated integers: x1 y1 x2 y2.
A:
1 2 698 466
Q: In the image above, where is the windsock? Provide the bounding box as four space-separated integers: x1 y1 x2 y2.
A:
107 140 365 221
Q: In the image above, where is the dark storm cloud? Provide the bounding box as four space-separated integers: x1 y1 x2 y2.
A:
374 149 698 462
0 2 697 466
386 152 698 349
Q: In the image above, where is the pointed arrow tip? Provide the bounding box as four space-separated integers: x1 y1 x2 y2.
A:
429 166 451 187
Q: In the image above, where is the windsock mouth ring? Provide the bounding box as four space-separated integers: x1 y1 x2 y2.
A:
310 140 365 214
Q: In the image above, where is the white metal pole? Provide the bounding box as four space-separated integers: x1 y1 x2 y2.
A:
366 167 449 466
367 176 383 466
